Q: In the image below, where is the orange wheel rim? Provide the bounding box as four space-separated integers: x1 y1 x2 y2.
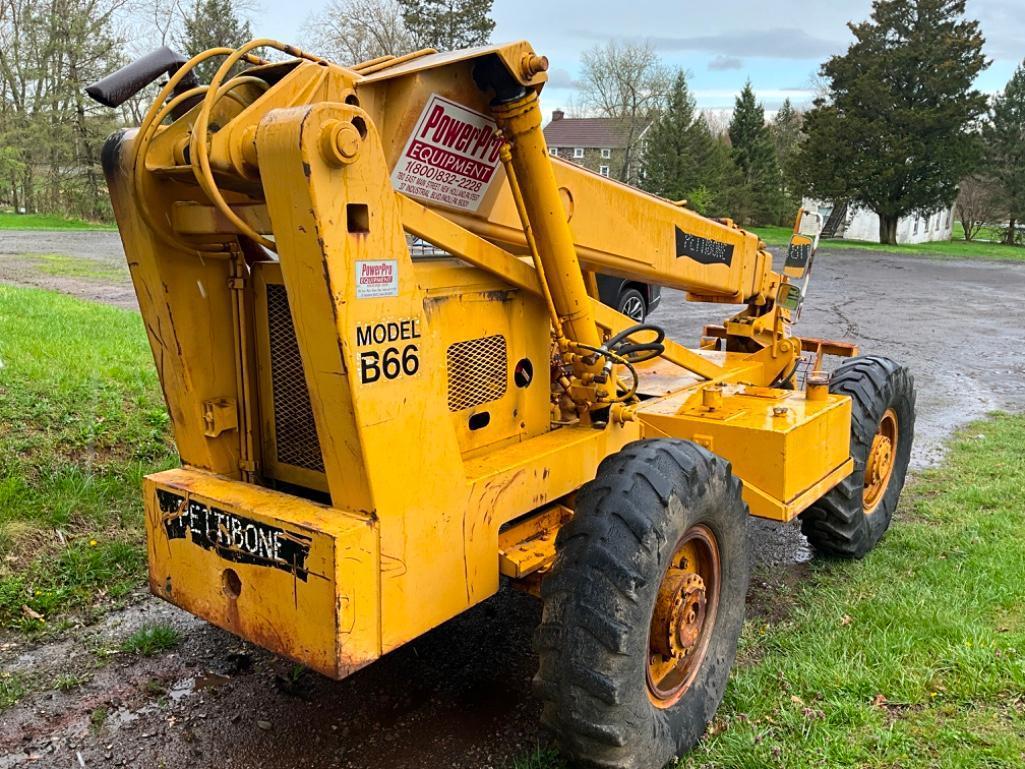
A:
646 525 720 708
863 408 898 514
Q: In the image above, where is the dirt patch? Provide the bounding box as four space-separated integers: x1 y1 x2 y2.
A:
0 254 135 310
1 587 544 769
1 568 799 769
0 231 134 310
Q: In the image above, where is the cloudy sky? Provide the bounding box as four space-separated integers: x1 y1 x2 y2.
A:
251 0 1022 115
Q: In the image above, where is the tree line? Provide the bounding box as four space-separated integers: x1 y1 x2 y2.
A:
638 0 1024 245
0 0 494 220
2 0 1024 246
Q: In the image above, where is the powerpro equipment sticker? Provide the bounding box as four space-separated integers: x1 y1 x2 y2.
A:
356 259 398 298
391 94 504 212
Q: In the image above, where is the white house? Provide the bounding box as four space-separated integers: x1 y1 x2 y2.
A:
804 199 955 244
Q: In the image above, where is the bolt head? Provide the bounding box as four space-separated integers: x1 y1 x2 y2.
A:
321 119 362 166
335 123 361 159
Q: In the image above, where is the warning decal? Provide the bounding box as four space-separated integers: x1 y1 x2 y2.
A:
356 259 398 298
391 94 504 212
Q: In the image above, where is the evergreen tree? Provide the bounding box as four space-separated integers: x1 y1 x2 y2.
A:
771 99 804 224
397 0 494 51
728 82 782 225
705 134 750 220
794 0 988 244
177 0 253 82
983 60 1025 244
641 71 717 209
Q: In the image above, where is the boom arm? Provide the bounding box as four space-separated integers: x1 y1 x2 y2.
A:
93 40 802 414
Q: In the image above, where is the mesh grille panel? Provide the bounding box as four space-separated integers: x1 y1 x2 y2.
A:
266 283 325 472
447 335 508 412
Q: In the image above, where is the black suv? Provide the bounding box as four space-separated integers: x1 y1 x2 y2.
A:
596 275 662 322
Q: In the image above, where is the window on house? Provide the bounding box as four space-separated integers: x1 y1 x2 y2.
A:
913 217 920 235
549 147 558 156
573 147 584 159
601 148 611 159
599 165 610 177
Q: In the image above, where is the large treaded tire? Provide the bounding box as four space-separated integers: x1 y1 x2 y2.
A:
800 355 916 558
534 439 750 769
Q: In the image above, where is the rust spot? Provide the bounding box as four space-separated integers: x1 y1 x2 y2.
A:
481 289 516 303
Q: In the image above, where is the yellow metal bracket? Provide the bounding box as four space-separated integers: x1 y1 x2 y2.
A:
498 504 572 579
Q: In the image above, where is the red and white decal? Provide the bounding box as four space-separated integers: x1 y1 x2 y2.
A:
356 259 398 298
391 94 504 212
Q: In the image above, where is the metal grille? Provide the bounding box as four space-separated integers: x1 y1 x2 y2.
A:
266 283 325 472
446 335 508 412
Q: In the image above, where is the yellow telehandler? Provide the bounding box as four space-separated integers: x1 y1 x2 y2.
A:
88 39 915 768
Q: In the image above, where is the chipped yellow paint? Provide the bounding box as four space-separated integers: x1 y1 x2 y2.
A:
103 39 854 678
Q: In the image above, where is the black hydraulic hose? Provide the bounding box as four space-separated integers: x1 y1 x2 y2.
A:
605 323 666 364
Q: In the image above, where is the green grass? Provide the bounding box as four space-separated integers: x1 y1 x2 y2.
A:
0 211 115 231
750 225 1025 262
120 623 181 656
951 222 1017 244
687 413 1025 768
0 673 25 709
0 285 175 631
53 671 91 691
512 746 566 769
515 413 1025 769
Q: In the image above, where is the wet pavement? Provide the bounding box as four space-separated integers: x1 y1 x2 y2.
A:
654 249 1025 469
1 232 1024 768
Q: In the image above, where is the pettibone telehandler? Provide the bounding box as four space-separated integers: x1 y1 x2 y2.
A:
88 39 916 768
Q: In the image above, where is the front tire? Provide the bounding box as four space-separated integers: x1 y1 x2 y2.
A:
800 355 916 558
535 439 750 768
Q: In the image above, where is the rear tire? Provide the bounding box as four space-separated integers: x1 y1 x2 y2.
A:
535 439 750 769
800 355 915 558
617 288 647 322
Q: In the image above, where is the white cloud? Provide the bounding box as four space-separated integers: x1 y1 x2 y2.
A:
709 55 743 71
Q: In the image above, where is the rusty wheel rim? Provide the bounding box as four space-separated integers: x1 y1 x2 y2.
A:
863 408 898 514
646 524 720 708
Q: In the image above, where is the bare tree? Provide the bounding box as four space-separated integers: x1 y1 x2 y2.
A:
701 109 731 139
0 0 129 218
578 40 669 185
303 0 414 66
956 175 1003 241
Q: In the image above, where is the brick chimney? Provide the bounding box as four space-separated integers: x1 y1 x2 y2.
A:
552 109 565 121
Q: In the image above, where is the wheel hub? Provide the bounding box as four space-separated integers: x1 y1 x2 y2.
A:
863 408 899 513
867 435 892 486
651 572 706 659
646 525 720 707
